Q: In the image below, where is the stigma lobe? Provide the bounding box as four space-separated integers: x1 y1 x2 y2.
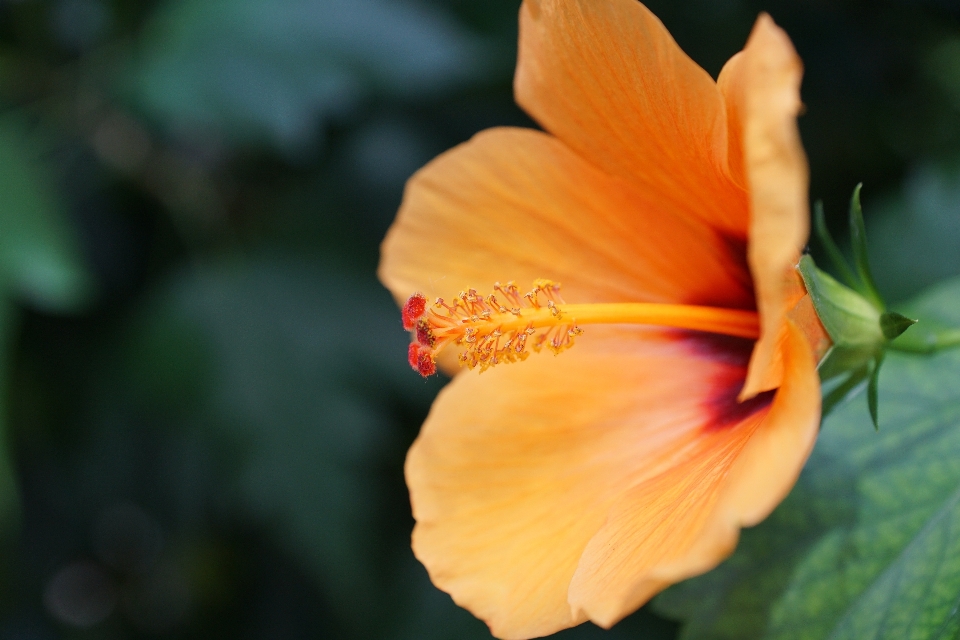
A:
402 292 427 330
407 343 437 377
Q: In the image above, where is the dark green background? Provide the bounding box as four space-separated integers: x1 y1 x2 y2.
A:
2 0 960 637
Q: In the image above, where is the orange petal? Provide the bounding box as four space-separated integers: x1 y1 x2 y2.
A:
567 319 819 628
718 15 809 397
515 0 747 236
711 320 821 526
406 327 783 638
788 293 831 364
379 127 754 316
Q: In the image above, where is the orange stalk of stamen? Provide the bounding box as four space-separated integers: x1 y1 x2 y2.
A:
401 281 760 376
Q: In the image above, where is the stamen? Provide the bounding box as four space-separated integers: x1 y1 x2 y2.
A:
400 281 760 377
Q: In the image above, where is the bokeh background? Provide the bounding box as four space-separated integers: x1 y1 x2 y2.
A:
2 0 960 638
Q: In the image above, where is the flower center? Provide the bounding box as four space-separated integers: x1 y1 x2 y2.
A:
402 280 759 377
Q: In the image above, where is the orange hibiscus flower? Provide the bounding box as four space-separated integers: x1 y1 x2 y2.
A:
379 0 826 637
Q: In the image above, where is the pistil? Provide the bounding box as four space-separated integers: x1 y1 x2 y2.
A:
402 281 759 377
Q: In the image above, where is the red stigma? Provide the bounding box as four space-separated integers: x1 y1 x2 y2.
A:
408 343 422 370
402 293 427 330
417 352 437 377
407 343 436 377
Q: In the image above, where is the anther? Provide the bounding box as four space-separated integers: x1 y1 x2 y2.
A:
416 318 436 348
402 279 584 376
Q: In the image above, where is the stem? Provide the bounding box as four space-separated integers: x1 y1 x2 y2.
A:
887 328 960 354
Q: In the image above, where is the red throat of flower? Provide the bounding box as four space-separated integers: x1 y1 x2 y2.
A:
401 280 763 378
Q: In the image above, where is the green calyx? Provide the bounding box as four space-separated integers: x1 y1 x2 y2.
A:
803 184 917 429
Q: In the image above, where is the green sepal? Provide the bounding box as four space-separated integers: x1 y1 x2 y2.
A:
804 185 927 431
880 311 918 340
798 254 883 346
867 352 884 429
817 342 880 381
799 253 913 430
814 199 860 290
820 363 870 420
848 184 885 310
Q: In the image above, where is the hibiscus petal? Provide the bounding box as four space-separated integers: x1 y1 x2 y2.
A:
514 0 747 237
718 15 809 397
379 127 754 315
405 326 786 638
711 320 821 526
567 320 819 628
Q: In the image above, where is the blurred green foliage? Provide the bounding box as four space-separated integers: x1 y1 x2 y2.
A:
868 162 960 303
130 0 493 153
1 0 960 638
0 116 90 310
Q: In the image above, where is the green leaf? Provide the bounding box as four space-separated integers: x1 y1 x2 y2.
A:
130 0 491 153
848 183 885 310
655 273 960 639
